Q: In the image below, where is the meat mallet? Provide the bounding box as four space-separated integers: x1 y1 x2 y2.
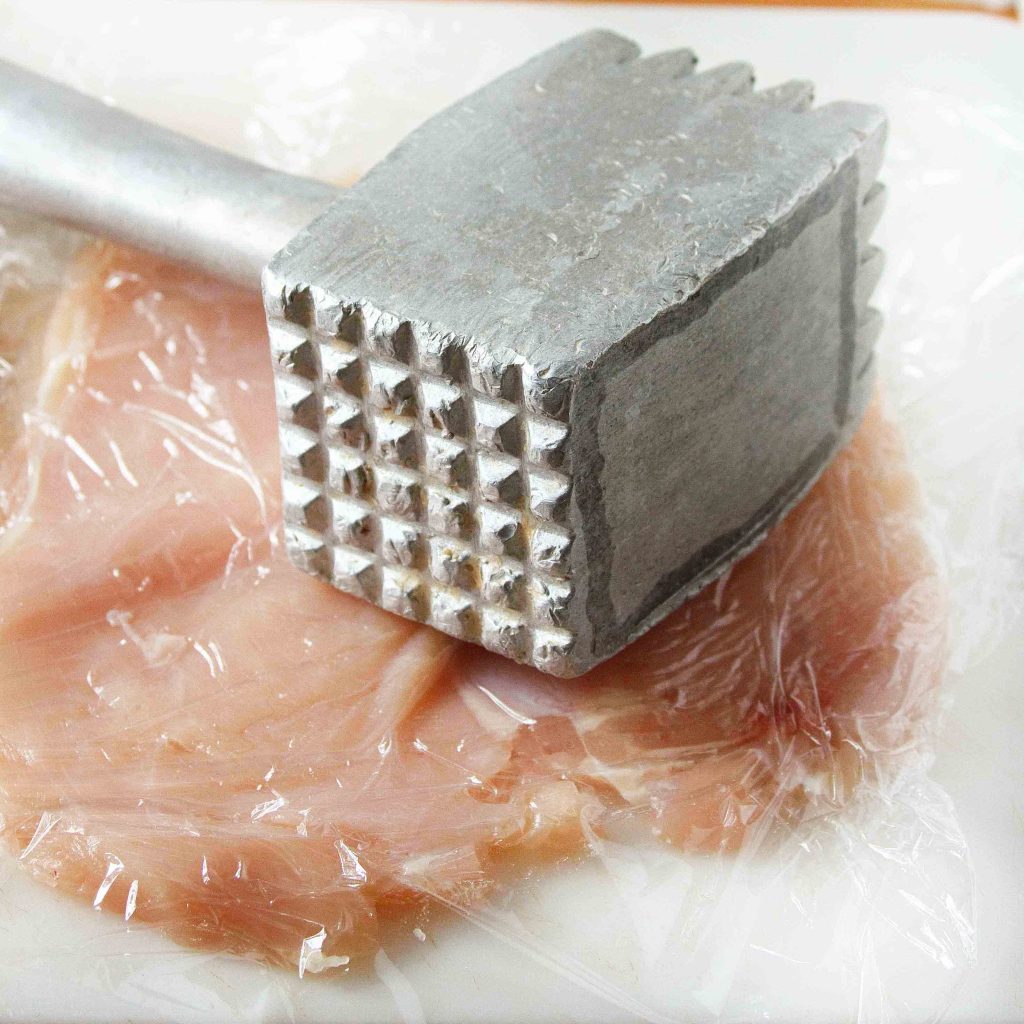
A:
0 31 886 676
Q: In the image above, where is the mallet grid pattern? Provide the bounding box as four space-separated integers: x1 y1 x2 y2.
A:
268 291 577 674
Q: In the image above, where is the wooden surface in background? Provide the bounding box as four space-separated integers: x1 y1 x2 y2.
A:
503 0 1017 20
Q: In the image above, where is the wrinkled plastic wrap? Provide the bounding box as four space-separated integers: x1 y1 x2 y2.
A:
1 6 1023 1023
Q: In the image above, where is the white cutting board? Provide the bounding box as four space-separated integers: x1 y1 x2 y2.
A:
0 3 1021 1022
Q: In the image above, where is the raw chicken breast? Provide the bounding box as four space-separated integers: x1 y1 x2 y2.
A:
0 243 945 970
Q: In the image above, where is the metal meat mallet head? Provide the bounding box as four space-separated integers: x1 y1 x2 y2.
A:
0 32 886 677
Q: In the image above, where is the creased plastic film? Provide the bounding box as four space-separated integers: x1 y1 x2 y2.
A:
2 10 1022 1024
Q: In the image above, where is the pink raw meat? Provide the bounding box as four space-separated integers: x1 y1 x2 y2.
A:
0 244 945 969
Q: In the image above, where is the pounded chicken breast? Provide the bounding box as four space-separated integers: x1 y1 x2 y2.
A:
0 244 945 969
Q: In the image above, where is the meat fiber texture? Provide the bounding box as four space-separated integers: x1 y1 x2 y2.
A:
0 233 971 998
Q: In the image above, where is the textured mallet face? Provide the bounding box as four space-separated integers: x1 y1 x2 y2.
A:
264 31 887 676
267 303 577 673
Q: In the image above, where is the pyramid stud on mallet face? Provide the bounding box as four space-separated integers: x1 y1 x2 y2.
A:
264 30 887 677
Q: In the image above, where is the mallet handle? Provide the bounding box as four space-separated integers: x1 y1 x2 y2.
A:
0 59 339 289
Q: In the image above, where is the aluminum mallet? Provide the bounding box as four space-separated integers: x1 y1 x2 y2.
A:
0 32 886 676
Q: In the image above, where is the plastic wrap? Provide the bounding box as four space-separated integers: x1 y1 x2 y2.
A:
1 6 1022 1023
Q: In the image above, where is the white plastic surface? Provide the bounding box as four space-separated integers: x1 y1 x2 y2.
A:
0 3 1022 1022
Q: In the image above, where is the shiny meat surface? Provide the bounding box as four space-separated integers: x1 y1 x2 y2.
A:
0 245 945 970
